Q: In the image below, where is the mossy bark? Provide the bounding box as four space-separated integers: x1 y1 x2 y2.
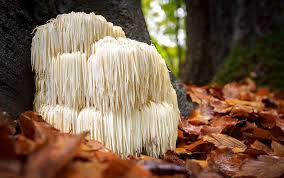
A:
181 0 284 86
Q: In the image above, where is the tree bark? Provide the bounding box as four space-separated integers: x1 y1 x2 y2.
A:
0 0 193 117
181 0 284 85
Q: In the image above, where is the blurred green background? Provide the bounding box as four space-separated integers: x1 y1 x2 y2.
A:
142 0 185 77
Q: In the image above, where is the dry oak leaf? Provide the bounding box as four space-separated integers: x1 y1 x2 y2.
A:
24 133 86 178
57 161 107 178
271 141 284 157
236 155 284 178
103 159 153 178
203 133 247 153
208 148 247 177
259 110 278 129
250 140 273 155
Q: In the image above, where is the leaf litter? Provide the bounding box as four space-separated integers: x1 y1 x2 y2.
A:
1 78 284 178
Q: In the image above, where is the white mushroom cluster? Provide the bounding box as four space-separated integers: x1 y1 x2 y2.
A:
31 12 180 157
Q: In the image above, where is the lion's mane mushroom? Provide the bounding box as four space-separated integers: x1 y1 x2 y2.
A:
31 12 180 157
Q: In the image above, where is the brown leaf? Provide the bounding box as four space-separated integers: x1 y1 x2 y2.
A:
229 104 256 119
103 159 153 178
203 133 247 153
242 126 272 140
250 140 272 155
14 135 43 155
259 110 277 129
164 151 185 166
185 159 203 176
183 139 205 152
188 86 209 105
210 116 238 128
24 133 86 178
94 149 118 163
141 160 188 176
209 98 232 114
208 86 224 100
271 141 284 157
57 161 106 178
0 160 22 176
227 99 263 109
19 111 59 141
276 117 284 132
223 82 242 100
208 148 247 177
236 155 284 178
188 86 231 114
0 124 17 160
197 171 223 178
188 104 214 125
183 123 203 135
201 116 238 135
223 78 256 101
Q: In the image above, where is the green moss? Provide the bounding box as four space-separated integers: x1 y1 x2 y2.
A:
213 30 284 90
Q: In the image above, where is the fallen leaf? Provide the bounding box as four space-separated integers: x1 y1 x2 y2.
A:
250 140 272 155
236 155 284 178
0 124 17 160
24 133 86 178
229 104 256 119
14 135 43 155
259 110 277 129
183 139 205 152
56 161 106 178
182 124 203 135
203 133 247 153
185 159 203 177
208 148 247 177
140 160 188 176
188 86 209 105
223 79 256 101
188 104 214 125
242 127 272 140
164 151 185 166
275 117 284 132
103 159 153 178
190 160 208 168
227 99 263 109
197 171 223 178
271 141 284 157
208 86 224 100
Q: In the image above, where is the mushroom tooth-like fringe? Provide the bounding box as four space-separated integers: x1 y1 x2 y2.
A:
87 37 174 113
76 102 179 157
34 36 177 113
38 102 179 157
38 105 77 133
31 12 125 76
34 52 89 111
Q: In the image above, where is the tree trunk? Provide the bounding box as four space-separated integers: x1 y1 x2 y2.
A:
0 0 193 117
181 0 284 85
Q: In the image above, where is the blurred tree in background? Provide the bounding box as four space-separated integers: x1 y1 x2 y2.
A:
142 0 186 76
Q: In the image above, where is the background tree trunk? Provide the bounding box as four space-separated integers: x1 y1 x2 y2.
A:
0 0 193 117
181 0 284 85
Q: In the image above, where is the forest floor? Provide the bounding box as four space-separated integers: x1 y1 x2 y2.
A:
1 78 284 178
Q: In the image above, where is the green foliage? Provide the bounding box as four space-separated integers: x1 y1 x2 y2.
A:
213 30 284 90
151 38 185 76
142 0 186 76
